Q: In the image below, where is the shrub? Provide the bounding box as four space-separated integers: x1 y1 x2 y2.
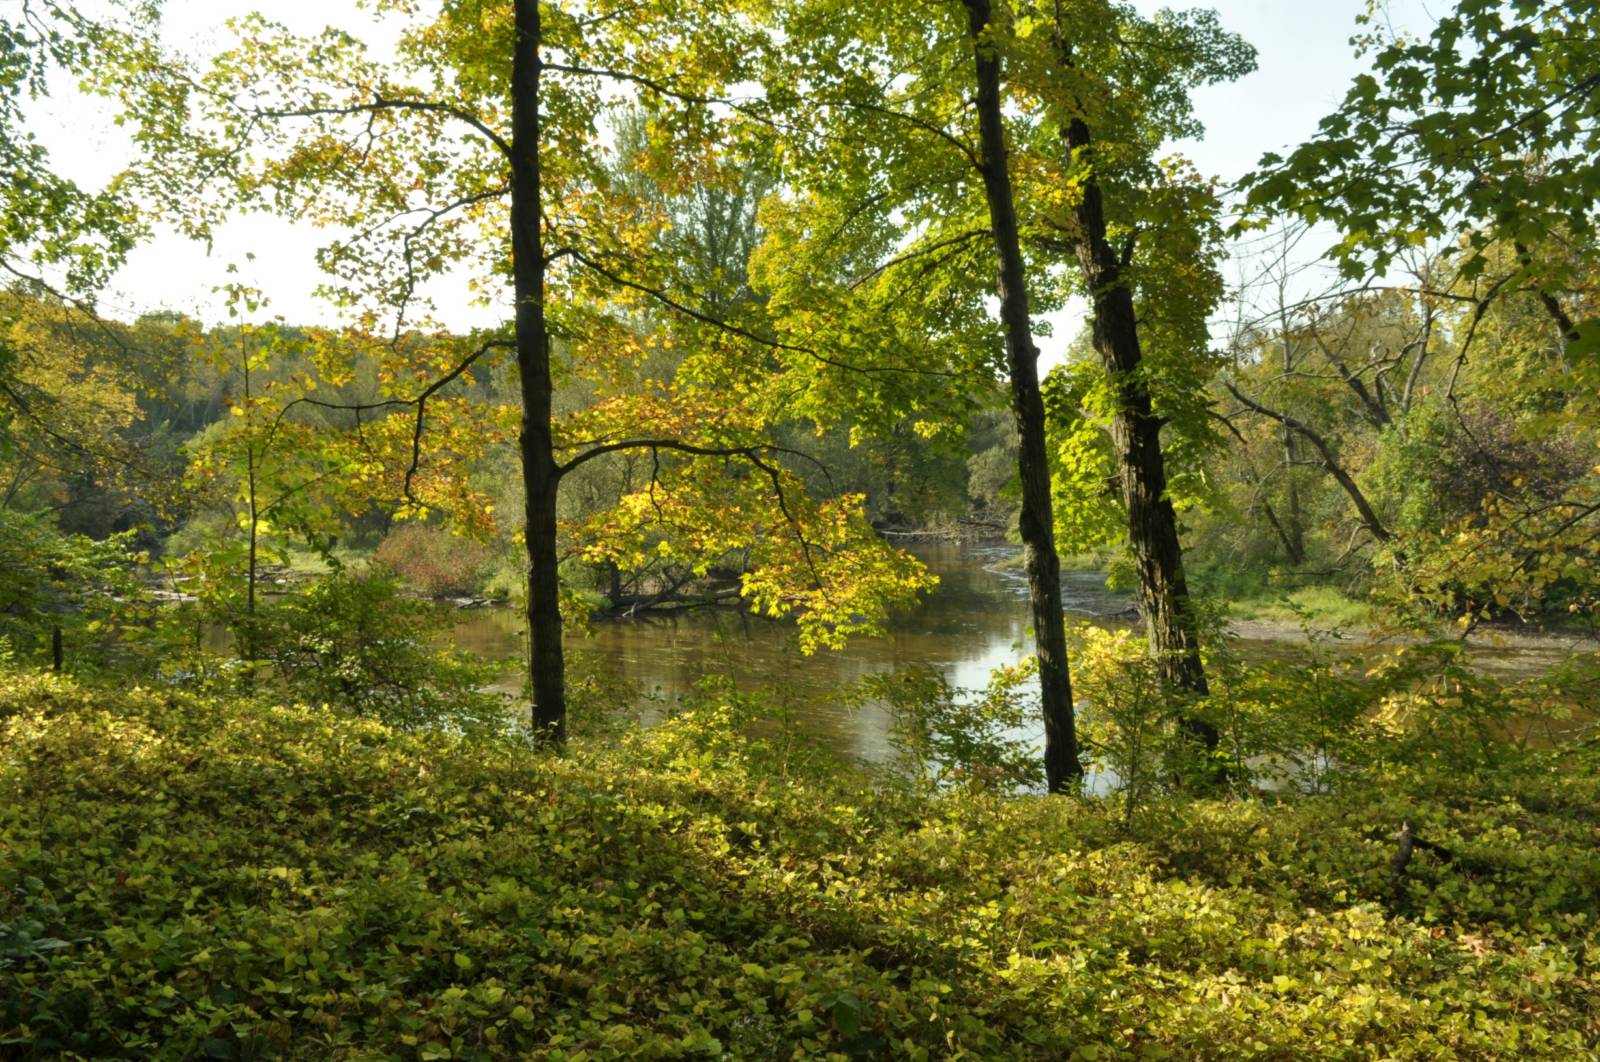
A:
0 509 154 675
252 572 510 734
373 524 492 597
852 661 1042 793
1364 640 1520 773
1230 630 1374 794
1072 626 1180 820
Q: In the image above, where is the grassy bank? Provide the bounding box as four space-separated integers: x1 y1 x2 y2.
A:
1002 550 1377 630
2 673 1597 1058
1216 585 1376 629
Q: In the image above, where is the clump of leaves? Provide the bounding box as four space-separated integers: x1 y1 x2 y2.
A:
0 509 153 675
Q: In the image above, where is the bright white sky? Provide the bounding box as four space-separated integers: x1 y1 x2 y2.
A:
29 0 1437 356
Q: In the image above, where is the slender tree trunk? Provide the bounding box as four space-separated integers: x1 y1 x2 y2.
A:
246 504 257 622
1276 316 1307 565
1282 428 1307 565
1400 310 1432 416
245 499 257 680
1060 116 1214 743
246 491 257 620
1224 381 1396 548
243 338 258 685
963 0 1080 792
512 0 565 741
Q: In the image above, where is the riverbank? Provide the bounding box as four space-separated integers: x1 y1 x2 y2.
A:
1001 549 1598 668
3 672 1595 1058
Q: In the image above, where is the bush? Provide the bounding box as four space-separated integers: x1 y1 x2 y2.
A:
852 661 1043 793
1213 629 1374 794
0 509 154 675
2 674 1597 1057
1072 626 1182 820
373 524 493 597
252 572 510 734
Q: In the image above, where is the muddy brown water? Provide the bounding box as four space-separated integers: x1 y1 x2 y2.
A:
446 543 1594 766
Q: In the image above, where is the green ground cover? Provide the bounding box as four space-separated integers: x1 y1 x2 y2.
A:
2 673 1596 1059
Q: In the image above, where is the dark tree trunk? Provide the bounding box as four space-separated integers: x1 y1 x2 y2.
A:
1059 115 1216 749
512 0 565 741
1260 493 1301 566
606 560 623 609
963 0 1080 792
1282 428 1307 565
1277 318 1307 565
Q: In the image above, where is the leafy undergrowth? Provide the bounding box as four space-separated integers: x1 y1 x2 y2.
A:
2 674 1597 1059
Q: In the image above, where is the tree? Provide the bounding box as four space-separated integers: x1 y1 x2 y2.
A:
0 289 148 518
0 0 155 292
761 0 1250 780
962 0 1082 790
1241 0 1600 341
0 2 164 510
1236 0 1600 622
176 282 367 669
1207 228 1600 626
1014 0 1253 736
749 0 1083 789
130 0 933 739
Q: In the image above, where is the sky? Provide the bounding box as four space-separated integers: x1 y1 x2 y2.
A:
29 0 1438 352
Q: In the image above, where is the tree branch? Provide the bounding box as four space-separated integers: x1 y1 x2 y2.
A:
1224 380 1395 546
257 95 512 161
564 249 957 378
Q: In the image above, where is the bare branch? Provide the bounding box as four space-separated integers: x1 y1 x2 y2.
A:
1224 380 1395 546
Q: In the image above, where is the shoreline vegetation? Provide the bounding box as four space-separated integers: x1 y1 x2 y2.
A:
259 537 1600 679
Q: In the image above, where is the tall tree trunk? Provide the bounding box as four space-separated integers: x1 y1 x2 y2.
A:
243 336 259 687
1060 115 1215 748
1277 315 1307 565
512 0 565 741
963 0 1080 792
1282 428 1307 565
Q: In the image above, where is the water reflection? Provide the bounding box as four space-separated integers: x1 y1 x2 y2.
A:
448 543 1589 763
451 544 1076 761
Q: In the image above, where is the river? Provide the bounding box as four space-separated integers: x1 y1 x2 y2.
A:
446 543 1590 763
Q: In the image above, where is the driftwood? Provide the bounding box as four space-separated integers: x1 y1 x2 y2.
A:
603 585 744 618
874 519 1008 543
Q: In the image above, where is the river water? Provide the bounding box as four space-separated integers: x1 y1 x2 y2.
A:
446 543 1591 763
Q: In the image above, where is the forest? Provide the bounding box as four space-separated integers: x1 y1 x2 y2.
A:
1 0 1598 1057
